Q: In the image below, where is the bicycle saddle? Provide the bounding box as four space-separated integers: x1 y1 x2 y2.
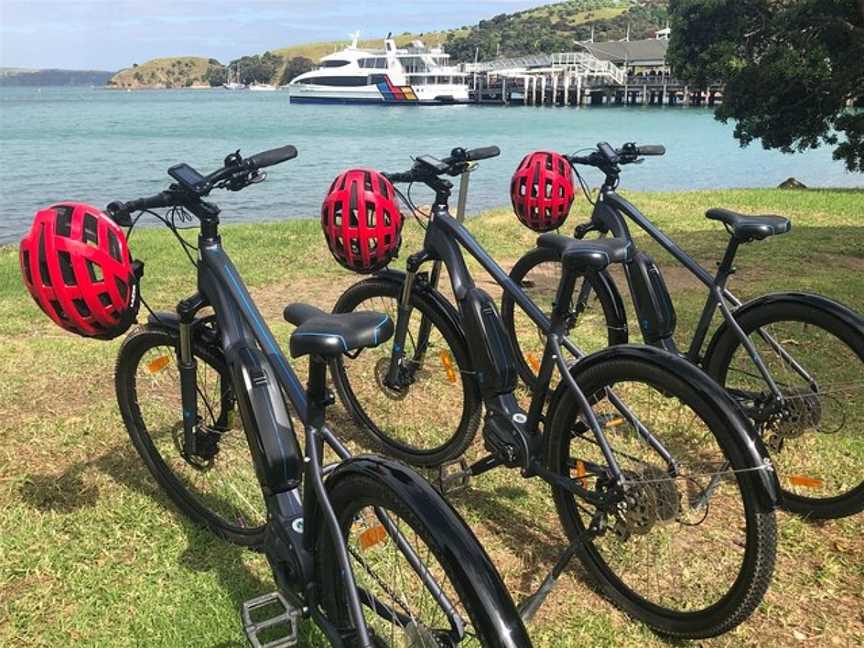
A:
537 234 633 271
284 303 393 358
705 208 791 242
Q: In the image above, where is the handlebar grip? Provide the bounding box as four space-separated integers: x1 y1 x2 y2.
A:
636 145 666 156
465 146 500 162
246 145 298 169
383 171 413 184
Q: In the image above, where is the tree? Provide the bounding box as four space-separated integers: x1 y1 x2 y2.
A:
280 57 315 85
668 0 864 172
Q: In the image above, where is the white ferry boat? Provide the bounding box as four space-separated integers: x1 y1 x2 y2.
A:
287 33 469 105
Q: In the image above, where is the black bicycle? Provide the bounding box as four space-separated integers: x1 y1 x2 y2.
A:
107 146 532 647
331 146 779 639
502 142 864 520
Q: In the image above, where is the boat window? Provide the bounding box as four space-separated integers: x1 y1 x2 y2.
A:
399 58 430 74
358 57 388 69
321 60 350 68
295 76 369 86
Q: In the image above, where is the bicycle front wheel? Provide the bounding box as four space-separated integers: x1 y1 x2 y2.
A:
115 326 267 546
546 353 776 638
706 297 864 518
332 277 481 466
316 463 531 647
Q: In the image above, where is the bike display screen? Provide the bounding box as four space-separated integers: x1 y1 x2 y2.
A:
168 163 207 191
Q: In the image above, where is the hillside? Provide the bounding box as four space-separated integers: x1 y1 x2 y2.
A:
108 57 220 89
0 68 114 87
107 1 669 88
443 0 669 62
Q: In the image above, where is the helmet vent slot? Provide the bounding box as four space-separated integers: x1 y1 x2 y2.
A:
38 226 52 287
99 292 113 307
107 229 121 262
50 300 67 321
366 202 376 227
115 277 128 301
83 213 99 246
86 260 103 283
54 206 73 238
73 299 91 317
21 250 32 285
58 251 76 285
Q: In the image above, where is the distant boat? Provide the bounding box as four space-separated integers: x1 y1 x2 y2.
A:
248 83 276 92
287 32 469 105
223 63 246 90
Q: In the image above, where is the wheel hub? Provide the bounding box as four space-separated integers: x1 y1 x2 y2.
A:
374 357 409 400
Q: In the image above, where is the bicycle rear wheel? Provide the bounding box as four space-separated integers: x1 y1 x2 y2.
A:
706 298 864 518
316 463 531 647
545 353 776 638
115 326 267 546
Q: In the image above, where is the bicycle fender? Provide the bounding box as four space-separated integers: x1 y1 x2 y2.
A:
229 345 302 495
546 345 780 511
145 311 220 347
324 456 533 648
703 292 864 373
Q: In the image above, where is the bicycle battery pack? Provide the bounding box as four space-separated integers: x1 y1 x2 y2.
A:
625 250 677 343
460 287 518 396
232 346 302 494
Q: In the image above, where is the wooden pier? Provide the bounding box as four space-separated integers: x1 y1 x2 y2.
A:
470 73 724 107
464 38 723 108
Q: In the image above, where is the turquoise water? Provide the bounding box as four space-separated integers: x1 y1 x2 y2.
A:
0 86 860 243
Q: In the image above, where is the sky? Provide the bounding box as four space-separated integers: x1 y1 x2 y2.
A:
0 0 546 70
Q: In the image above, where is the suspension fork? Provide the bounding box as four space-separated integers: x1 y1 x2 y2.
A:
177 293 208 455
406 168 469 373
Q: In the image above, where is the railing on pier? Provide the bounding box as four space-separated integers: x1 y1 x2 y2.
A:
550 52 625 85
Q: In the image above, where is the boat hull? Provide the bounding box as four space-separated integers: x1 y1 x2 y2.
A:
288 81 469 105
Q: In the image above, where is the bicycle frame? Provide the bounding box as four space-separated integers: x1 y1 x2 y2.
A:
585 189 817 405
390 197 685 497
169 206 464 645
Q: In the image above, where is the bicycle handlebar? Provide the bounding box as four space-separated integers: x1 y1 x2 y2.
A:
385 145 501 187
568 142 665 170
106 145 297 224
245 145 298 170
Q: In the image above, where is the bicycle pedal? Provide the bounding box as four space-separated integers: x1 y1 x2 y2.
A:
241 592 301 648
434 458 471 495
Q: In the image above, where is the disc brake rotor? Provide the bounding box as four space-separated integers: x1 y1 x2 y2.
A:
374 357 409 401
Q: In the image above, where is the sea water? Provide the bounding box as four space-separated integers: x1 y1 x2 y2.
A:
0 86 859 243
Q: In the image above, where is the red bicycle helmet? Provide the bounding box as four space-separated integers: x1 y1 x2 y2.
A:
510 151 575 232
20 202 140 339
321 168 403 273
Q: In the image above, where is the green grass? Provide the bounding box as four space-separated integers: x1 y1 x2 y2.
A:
1 188 863 646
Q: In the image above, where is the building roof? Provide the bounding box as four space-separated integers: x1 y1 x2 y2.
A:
581 39 668 65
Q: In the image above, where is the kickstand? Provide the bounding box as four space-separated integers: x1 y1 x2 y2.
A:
518 537 583 624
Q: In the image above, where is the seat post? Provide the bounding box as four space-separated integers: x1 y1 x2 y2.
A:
305 356 330 430
714 237 740 291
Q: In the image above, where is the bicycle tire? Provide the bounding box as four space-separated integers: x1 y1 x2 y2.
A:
501 247 626 387
332 277 481 467
316 461 532 647
545 355 777 638
705 298 864 519
115 326 267 547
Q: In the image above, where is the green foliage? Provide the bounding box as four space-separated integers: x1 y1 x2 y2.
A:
203 61 227 87
228 51 284 85
280 56 316 85
444 0 669 62
668 0 864 172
